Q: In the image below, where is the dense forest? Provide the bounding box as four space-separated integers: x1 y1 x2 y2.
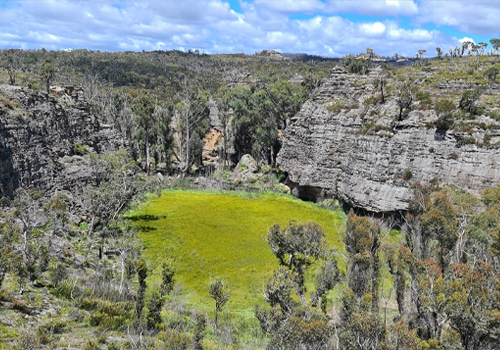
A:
1 44 500 350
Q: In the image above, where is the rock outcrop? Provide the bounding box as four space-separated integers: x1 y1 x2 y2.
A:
0 84 126 198
277 67 500 213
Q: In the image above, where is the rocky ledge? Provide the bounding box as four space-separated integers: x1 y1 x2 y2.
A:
277 67 500 213
0 84 126 198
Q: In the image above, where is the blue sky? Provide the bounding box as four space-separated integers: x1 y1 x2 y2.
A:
0 0 499 57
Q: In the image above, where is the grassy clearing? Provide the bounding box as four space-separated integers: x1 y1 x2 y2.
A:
127 190 345 313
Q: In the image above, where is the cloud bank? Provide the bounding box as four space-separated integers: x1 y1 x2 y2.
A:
0 0 499 57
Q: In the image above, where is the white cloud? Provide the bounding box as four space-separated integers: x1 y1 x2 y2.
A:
253 0 325 14
417 1 500 35
324 0 419 17
360 22 386 37
459 37 475 45
0 0 489 57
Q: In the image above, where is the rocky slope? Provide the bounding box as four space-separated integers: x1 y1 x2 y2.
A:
277 67 500 213
0 84 126 199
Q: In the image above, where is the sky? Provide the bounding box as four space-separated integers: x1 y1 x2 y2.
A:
0 0 499 57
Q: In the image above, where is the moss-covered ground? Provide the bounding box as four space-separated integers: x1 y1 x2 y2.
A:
127 190 345 314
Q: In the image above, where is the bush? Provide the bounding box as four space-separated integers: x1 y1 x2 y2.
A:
458 136 476 145
73 143 89 156
317 199 341 211
403 168 413 180
13 300 31 314
434 98 455 116
459 86 485 114
363 95 381 106
435 114 454 132
83 298 134 329
416 91 432 106
157 329 190 350
49 262 68 287
38 320 67 336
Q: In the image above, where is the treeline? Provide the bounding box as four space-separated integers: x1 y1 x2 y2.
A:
0 49 332 171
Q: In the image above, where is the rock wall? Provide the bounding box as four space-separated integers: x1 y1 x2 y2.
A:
277 67 500 213
0 85 126 198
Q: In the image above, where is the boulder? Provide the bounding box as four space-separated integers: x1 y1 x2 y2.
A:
232 154 258 182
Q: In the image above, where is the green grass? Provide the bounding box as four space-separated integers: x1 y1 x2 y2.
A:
127 190 345 314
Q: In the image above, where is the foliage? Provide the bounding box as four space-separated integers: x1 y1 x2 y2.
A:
484 67 499 94
266 220 327 295
395 78 418 120
73 143 89 156
459 86 485 114
39 58 56 94
342 54 371 75
209 277 230 328
344 211 384 312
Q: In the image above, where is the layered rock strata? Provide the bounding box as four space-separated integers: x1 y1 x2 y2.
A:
0 85 125 198
277 67 500 212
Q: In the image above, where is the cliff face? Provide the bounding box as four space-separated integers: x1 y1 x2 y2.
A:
277 67 500 213
0 85 126 198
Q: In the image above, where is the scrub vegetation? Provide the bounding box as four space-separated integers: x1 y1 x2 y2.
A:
1 42 500 349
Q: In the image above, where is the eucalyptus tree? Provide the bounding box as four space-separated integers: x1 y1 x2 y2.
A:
174 79 210 175
39 58 56 94
132 92 156 175
485 67 499 95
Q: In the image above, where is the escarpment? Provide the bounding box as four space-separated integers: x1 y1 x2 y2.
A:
0 84 126 198
277 67 500 213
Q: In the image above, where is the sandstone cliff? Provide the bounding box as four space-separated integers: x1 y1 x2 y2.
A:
277 67 500 213
0 85 126 198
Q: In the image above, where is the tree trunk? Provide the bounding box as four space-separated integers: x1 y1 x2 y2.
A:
119 252 125 294
270 145 274 168
145 130 150 175
371 254 380 312
395 272 405 316
184 121 190 175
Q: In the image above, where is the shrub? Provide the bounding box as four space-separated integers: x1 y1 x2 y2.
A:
326 99 347 113
403 168 413 180
363 95 381 106
49 262 68 287
157 329 190 350
13 300 31 314
73 143 89 156
317 199 341 211
83 340 100 350
416 91 432 107
38 320 67 335
458 136 476 145
459 86 485 114
435 114 454 132
434 98 455 116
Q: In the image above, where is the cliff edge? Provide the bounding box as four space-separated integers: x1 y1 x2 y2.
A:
277 67 500 212
0 85 126 198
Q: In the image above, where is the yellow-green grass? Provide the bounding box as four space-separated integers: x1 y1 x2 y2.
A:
127 190 345 314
